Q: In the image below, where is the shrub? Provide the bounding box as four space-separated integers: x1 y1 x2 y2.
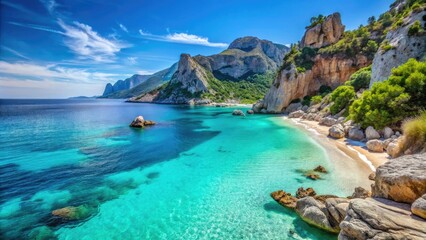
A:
311 95 323 105
330 86 356 115
345 66 372 91
307 14 325 29
408 20 422 36
302 96 312 106
319 85 332 96
349 59 426 129
400 112 426 153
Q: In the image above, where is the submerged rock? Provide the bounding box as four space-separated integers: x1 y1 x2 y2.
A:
412 194 426 220
247 109 254 114
339 198 426 240
51 205 94 221
372 153 426 203
232 109 245 116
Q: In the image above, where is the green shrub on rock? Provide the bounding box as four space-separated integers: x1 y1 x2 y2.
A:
311 95 323 105
330 86 356 115
408 20 423 36
349 59 426 129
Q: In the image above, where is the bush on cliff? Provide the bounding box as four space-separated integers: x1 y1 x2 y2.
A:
345 66 372 91
349 59 426 129
330 86 356 115
401 112 426 153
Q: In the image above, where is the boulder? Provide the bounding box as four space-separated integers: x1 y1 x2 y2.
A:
339 198 426 240
143 120 156 126
383 127 394 139
247 109 254 114
296 187 317 198
412 194 426 220
382 138 393 150
348 127 365 141
301 12 345 49
306 173 321 180
284 102 303 114
288 110 304 118
368 172 375 181
329 124 345 139
313 165 327 173
320 117 338 127
129 116 145 128
366 139 384 153
232 109 245 116
372 153 426 203
325 198 350 225
349 187 371 199
365 126 380 140
271 190 298 209
387 141 402 158
296 197 340 233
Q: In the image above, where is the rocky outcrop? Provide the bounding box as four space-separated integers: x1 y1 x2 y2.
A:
372 153 426 203
271 190 298 209
412 194 426 219
350 187 371 199
370 10 426 87
259 54 369 113
339 198 426 240
102 74 151 96
129 116 156 128
301 13 345 49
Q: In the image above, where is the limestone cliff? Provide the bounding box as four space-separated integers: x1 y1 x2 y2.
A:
370 9 426 87
301 13 345 49
259 54 368 113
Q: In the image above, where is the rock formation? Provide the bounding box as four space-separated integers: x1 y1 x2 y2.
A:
370 10 426 87
412 194 426 219
301 13 345 49
102 74 151 96
339 198 426 240
129 116 156 128
372 153 426 203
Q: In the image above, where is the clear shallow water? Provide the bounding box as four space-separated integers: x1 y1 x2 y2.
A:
0 99 356 239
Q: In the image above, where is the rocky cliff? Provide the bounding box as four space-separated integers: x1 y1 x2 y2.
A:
102 74 151 96
301 13 345 49
370 9 426 87
259 54 368 113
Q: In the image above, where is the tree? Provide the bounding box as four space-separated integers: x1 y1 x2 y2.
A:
330 86 356 115
367 16 376 25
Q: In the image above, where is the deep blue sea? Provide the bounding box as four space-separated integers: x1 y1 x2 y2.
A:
0 99 361 239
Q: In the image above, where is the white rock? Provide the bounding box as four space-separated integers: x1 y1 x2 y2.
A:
365 126 380 140
383 127 394 139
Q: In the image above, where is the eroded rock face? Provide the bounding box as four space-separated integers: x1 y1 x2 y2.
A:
370 10 426 87
372 153 426 203
339 198 426 240
412 194 426 219
301 13 345 49
260 54 369 113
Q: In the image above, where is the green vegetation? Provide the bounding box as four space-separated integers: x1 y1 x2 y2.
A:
380 40 395 52
319 85 332 96
401 112 426 153
311 95 323 105
345 66 372 91
349 58 426 129
281 46 317 72
330 86 356 115
202 71 275 104
408 20 423 36
306 14 326 29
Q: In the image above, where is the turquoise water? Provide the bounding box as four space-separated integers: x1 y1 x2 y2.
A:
0 99 357 239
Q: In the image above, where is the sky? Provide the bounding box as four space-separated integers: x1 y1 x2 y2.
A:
0 0 394 98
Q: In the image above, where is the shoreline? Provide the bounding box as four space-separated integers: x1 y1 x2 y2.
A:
284 116 389 172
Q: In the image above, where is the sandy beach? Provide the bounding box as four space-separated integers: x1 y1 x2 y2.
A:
282 116 390 190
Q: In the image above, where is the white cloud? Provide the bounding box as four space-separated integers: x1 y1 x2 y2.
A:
0 61 120 83
1 46 31 60
127 57 137 64
58 20 130 62
138 30 228 48
119 23 128 32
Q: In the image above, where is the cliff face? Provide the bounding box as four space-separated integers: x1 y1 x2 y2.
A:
260 54 369 113
102 74 151 96
370 10 426 87
301 13 345 48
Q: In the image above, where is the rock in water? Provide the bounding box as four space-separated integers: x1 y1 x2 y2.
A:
295 197 341 233
366 139 384 153
143 120 156 126
372 153 426 203
313 165 327 173
130 116 145 128
246 110 254 114
412 194 426 220
365 126 380 140
339 198 426 240
271 190 298 209
329 124 345 139
51 205 93 221
232 110 245 116
296 187 317 198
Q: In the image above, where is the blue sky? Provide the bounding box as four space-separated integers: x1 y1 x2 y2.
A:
0 0 393 98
